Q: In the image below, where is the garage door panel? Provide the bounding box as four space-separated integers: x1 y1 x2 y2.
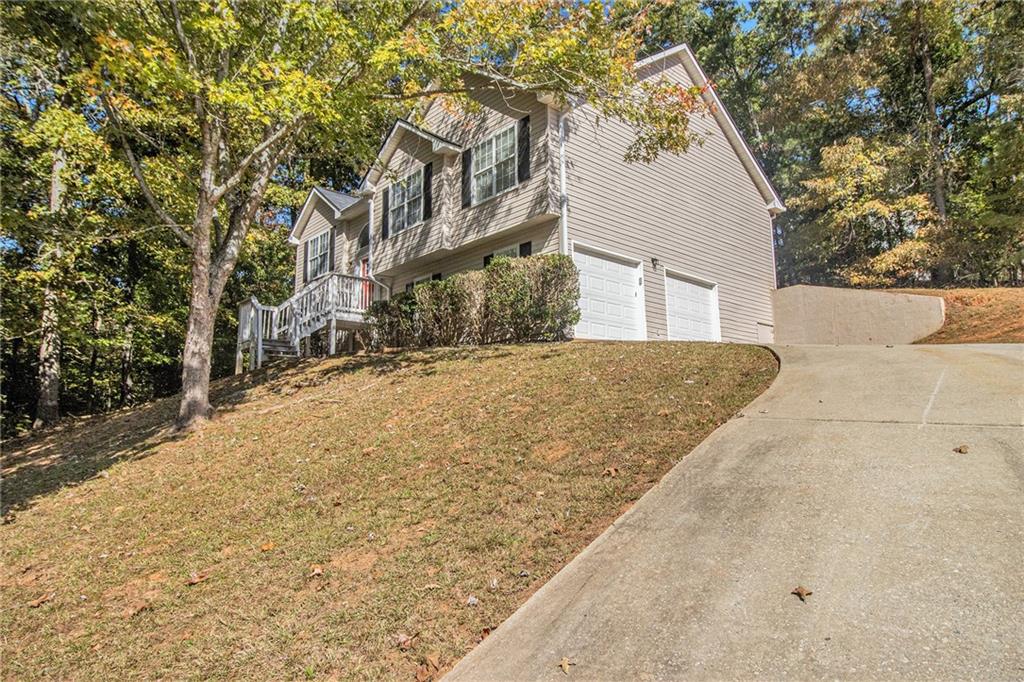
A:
573 247 644 341
666 274 719 342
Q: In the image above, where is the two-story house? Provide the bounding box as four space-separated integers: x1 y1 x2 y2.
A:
236 44 783 370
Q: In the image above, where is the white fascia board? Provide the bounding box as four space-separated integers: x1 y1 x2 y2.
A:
287 188 344 245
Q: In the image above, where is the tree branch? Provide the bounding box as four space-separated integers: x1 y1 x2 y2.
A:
100 93 194 249
209 117 302 203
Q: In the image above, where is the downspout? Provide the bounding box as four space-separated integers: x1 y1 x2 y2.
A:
558 109 570 256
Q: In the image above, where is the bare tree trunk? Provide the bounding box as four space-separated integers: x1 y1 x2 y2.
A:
33 283 61 429
176 199 220 430
917 3 947 221
120 320 134 407
33 147 66 430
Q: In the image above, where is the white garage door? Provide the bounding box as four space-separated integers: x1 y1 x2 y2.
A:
573 247 644 340
666 273 720 341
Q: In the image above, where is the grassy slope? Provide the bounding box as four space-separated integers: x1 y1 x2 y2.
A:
894 288 1024 344
2 342 776 681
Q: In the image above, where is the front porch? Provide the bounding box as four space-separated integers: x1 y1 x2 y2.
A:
235 272 384 372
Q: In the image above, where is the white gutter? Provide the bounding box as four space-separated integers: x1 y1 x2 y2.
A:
558 109 570 256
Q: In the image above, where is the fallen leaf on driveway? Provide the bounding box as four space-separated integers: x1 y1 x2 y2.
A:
791 586 812 602
185 571 210 586
558 657 576 674
953 444 969 454
28 592 54 608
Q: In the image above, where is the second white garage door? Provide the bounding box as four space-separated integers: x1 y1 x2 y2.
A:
666 273 721 341
573 247 645 340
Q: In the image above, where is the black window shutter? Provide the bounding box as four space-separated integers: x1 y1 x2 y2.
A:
422 163 433 220
303 241 309 283
461 149 472 207
517 115 531 182
328 230 336 271
381 188 390 239
483 254 493 267
431 272 442 281
405 282 413 293
519 241 532 257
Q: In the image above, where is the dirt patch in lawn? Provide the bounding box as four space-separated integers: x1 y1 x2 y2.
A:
895 288 1024 344
1 342 776 681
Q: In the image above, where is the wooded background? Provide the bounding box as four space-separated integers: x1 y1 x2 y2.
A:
3 0 1022 433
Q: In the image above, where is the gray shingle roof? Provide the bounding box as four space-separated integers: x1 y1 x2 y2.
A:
315 187 360 213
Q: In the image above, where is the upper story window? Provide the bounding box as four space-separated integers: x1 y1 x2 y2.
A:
389 168 423 234
472 125 516 204
307 231 330 280
358 224 370 249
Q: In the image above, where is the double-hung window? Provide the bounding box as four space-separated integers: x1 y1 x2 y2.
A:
389 168 423 234
472 125 516 204
307 231 330 280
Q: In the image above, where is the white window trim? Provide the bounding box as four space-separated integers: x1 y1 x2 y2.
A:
389 167 424 235
570 240 648 341
662 267 722 343
307 230 331 280
471 124 518 206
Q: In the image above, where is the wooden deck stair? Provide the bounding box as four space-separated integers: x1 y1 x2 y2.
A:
235 272 384 372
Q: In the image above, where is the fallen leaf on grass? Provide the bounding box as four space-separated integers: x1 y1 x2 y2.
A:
415 653 441 681
122 599 150 619
260 541 276 552
185 571 210 586
558 657 576 674
791 586 812 602
395 632 418 650
476 626 495 643
28 592 54 608
602 467 619 477
307 564 324 578
953 444 969 454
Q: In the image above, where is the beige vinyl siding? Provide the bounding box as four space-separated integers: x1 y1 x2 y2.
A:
371 134 445 273
337 212 369 276
391 219 558 292
565 54 776 343
293 200 337 292
422 82 556 249
293 200 368 292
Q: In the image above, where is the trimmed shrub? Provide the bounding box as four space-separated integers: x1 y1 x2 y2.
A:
362 293 416 350
413 276 471 347
363 254 580 349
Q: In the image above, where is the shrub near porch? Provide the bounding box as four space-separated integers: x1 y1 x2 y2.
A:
364 254 581 349
1 342 776 680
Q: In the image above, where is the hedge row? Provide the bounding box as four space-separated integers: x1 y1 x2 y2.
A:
362 254 581 349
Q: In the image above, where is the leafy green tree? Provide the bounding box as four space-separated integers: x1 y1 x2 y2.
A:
54 0 708 430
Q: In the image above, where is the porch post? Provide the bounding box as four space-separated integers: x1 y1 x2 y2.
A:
328 318 337 356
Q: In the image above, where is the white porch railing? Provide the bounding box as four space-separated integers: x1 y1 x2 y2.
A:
236 273 383 372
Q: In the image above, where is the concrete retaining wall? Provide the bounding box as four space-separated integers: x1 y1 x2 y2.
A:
773 285 945 345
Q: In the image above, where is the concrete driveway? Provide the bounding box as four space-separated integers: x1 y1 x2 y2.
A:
447 344 1024 681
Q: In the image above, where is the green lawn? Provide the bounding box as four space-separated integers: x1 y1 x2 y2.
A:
2 342 776 681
